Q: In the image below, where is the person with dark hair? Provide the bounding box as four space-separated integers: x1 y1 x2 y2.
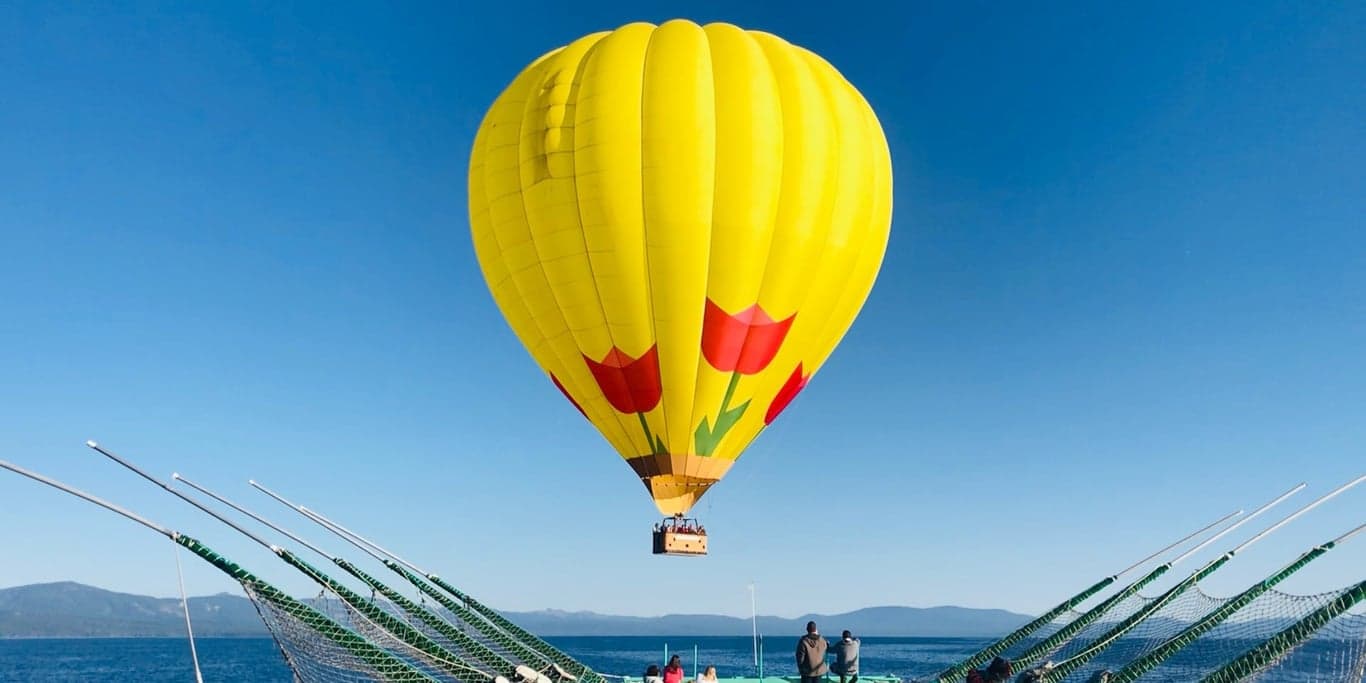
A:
983 657 1012 683
795 621 829 683
832 630 859 683
663 655 685 683
644 665 663 683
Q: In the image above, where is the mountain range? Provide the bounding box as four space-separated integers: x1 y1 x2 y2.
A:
0 582 1032 638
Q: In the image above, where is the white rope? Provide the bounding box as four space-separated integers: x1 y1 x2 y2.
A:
173 542 204 683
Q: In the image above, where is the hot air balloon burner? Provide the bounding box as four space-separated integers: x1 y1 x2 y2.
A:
652 514 708 556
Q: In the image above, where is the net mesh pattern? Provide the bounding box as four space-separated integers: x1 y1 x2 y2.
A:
1019 584 1366 683
245 581 427 683
386 563 581 678
1198 582 1366 683
1049 587 1223 681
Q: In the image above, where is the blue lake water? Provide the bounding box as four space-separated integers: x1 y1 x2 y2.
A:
0 636 980 682
0 634 1358 681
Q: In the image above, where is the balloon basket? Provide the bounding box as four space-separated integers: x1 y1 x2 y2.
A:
652 515 708 556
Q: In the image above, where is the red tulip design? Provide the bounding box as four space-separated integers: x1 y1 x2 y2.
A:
549 373 586 418
696 299 797 456
583 345 666 454
701 299 795 375
765 363 810 425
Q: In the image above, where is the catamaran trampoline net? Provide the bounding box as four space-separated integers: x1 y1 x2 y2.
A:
1034 584 1366 682
243 581 488 683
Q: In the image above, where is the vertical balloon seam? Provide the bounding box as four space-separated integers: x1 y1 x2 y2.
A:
737 46 883 441
734 32 846 449
571 23 680 500
804 89 891 379
753 39 847 442
803 80 890 382
778 29 854 420
682 24 724 489
486 55 632 457
797 64 885 383
672 21 718 498
569 24 659 470
535 34 644 467
549 36 644 453
719 30 798 460
702 29 803 469
505 32 630 447
471 76 574 419
634 24 672 503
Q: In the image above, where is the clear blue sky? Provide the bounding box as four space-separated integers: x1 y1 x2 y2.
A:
1 1 1362 620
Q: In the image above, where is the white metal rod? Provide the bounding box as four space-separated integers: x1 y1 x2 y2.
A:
0 458 173 538
300 504 424 575
1113 508 1244 578
1232 474 1366 555
1332 521 1366 546
87 441 276 551
1170 482 1305 566
173 474 333 560
250 478 426 575
300 505 390 565
242 478 389 566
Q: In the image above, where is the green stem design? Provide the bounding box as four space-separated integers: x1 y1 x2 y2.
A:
695 371 750 456
637 412 666 454
721 370 741 412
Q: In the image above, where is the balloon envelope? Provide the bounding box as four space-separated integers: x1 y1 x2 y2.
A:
468 20 893 515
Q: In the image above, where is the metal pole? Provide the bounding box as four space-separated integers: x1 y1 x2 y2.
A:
173 474 334 560
1112 508 1243 577
1229 474 1365 555
758 637 764 682
749 583 759 668
1169 483 1304 566
85 442 277 551
252 479 426 574
0 457 174 538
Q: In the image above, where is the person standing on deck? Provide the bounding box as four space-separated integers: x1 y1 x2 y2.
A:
832 630 859 683
795 621 829 683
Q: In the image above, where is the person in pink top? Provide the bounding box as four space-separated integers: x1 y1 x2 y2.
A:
663 655 685 683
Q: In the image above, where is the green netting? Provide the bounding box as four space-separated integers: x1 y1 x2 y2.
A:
382 561 568 675
1004 565 1172 668
247 584 443 683
174 535 438 683
333 557 517 676
933 577 1115 682
1200 580 1366 683
1106 545 1331 683
275 548 491 682
1040 556 1235 681
1050 584 1228 682
425 572 602 683
1242 610 1366 682
1007 583 1365 682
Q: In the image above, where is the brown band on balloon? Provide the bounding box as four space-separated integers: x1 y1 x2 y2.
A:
627 453 733 482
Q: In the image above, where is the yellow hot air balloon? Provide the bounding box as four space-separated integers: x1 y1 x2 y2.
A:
468 20 892 550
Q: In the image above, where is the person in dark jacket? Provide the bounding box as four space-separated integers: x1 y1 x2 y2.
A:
832 630 859 683
795 621 829 683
